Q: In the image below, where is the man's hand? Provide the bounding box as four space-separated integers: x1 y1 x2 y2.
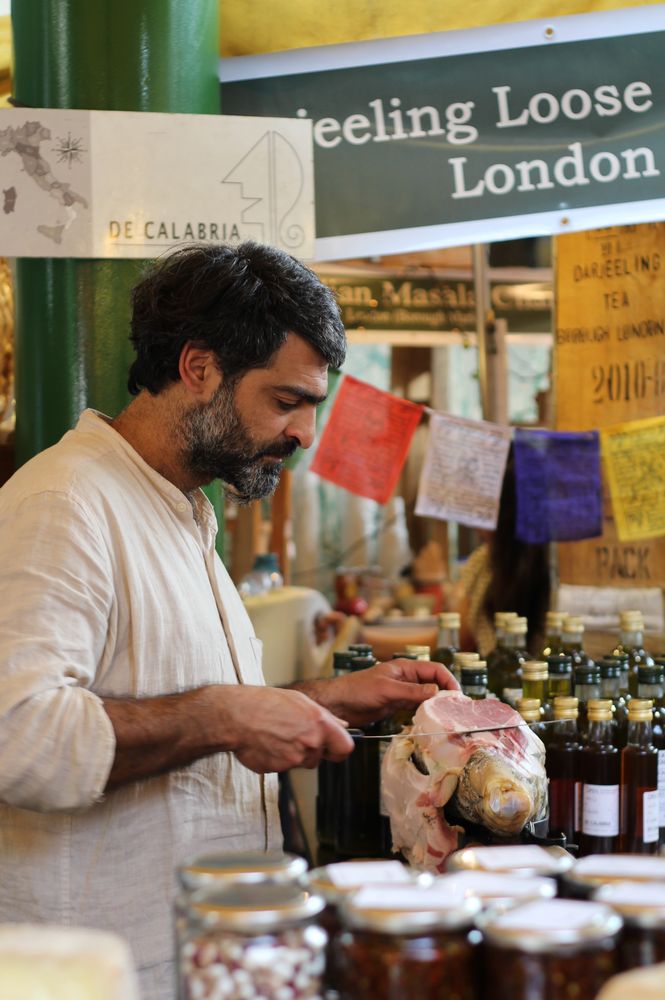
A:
292 658 459 728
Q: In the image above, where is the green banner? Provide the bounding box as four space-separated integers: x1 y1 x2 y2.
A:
318 272 552 334
220 10 665 258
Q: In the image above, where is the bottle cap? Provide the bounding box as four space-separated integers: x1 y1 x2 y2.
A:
628 699 653 722
522 661 548 679
563 616 585 633
553 696 579 720
587 699 614 722
495 612 518 627
405 645 431 659
454 652 480 665
517 698 542 721
547 655 573 675
638 664 665 684
546 611 565 628
506 618 528 635
574 663 601 684
439 612 460 628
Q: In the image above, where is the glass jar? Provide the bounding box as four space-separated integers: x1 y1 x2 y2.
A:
176 882 326 1000
177 850 308 894
337 883 481 1000
478 898 622 1000
594 881 665 971
447 844 574 880
561 854 665 899
307 859 417 995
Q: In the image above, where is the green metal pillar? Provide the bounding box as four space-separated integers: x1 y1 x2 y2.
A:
12 0 220 464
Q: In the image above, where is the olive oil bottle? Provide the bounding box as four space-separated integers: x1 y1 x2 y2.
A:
598 657 629 749
574 661 601 744
562 616 588 668
522 661 550 718
461 661 488 699
615 610 654 698
431 612 460 670
486 611 518 685
547 654 573 705
517 698 548 741
546 697 580 847
640 661 665 848
541 610 566 659
579 700 620 856
491 617 527 704
620 699 659 855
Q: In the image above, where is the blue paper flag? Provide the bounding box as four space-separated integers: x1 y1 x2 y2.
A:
513 428 603 544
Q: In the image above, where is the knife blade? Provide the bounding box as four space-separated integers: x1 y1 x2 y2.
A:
347 720 560 739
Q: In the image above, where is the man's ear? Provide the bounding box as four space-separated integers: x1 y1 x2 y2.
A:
178 343 222 400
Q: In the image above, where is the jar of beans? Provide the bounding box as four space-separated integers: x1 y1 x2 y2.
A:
335 882 481 1000
477 898 622 1000
177 882 326 1000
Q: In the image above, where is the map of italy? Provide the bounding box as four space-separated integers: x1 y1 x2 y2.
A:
0 120 88 244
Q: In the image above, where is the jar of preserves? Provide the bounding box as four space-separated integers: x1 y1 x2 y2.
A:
177 850 308 894
337 882 481 1000
593 881 665 971
561 854 665 899
478 898 622 1000
447 844 574 880
176 882 326 1000
307 859 416 994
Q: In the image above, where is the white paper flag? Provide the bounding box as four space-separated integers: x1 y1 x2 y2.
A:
415 412 511 530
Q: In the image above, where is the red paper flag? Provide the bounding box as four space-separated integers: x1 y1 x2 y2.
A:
310 375 424 504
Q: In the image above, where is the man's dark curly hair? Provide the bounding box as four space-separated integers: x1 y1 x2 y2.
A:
127 241 346 395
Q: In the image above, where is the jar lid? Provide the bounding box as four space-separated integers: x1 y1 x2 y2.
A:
340 883 481 933
564 854 665 891
437 871 557 906
446 845 574 878
306 860 415 904
478 899 622 952
186 883 325 933
178 850 307 892
593 882 665 928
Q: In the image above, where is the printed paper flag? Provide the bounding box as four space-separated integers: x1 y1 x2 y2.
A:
310 375 424 504
513 428 603 544
601 415 665 542
415 412 511 530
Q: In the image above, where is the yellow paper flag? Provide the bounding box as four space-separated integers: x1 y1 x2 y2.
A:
601 415 665 542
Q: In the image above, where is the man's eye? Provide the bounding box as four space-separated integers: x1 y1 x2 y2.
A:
276 399 298 412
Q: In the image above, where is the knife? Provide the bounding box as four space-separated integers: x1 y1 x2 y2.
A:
347 720 560 739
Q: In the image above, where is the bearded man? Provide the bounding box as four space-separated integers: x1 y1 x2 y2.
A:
0 242 456 999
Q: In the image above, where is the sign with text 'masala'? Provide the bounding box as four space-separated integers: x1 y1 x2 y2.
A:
220 7 665 259
555 222 665 588
0 109 314 258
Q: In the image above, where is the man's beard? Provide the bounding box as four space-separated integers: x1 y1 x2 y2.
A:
180 380 297 504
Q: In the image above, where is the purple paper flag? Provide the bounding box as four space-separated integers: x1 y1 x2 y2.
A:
513 429 603 544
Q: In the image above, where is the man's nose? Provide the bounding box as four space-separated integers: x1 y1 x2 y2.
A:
286 407 317 450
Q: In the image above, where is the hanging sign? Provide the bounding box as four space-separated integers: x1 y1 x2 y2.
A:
601 415 665 542
310 375 424 504
415 412 511 530
0 108 314 258
513 428 603 544
220 7 665 259
555 222 665 586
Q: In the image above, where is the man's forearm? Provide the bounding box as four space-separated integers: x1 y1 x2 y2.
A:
102 686 226 789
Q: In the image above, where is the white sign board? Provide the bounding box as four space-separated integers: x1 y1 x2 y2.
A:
0 108 314 258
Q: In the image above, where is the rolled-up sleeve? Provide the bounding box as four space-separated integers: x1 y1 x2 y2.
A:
0 491 116 811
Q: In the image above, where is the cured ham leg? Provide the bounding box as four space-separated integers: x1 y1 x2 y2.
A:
381 690 548 872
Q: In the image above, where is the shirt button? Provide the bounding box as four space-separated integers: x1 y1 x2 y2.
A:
177 502 187 512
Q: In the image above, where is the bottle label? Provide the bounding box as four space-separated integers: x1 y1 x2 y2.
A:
643 790 659 843
659 751 665 827
574 781 582 833
582 784 619 837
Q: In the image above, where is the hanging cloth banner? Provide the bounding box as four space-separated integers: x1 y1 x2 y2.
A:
513 428 603 544
600 415 665 542
220 7 665 260
415 412 511 530
310 375 424 504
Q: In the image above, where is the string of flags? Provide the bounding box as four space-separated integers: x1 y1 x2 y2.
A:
310 374 665 544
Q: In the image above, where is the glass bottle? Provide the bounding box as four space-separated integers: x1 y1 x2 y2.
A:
317 650 356 862
517 698 548 741
452 651 480 686
335 653 383 859
562 616 588 668
579 700 620 856
490 617 527 704
486 612 518 683
615 611 654 698
522 661 550 718
647 660 665 848
431 612 460 670
547 654 573 706
620 699 659 855
546 697 580 847
461 661 488 699
598 657 629 749
542 610 566 659
574 661 601 745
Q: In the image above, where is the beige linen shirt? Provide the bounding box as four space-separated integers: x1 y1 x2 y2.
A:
0 410 281 999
